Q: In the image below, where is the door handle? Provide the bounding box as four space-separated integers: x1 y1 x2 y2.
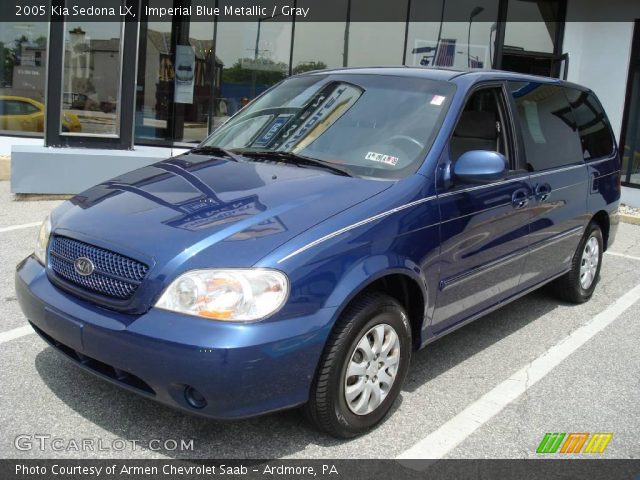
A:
511 188 530 209
534 183 552 202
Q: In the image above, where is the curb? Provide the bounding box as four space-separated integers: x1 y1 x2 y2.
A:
0 156 9 181
14 193 73 201
620 213 640 225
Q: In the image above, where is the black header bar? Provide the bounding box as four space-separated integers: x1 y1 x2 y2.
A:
2 0 639 22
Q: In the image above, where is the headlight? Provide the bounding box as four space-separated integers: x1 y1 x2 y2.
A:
155 269 289 321
34 214 52 265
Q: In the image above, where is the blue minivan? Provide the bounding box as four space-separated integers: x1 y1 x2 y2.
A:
16 68 620 438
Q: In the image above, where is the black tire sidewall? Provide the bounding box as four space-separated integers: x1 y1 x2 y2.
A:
328 298 411 435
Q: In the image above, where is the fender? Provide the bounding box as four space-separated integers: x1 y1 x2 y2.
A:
324 255 427 310
322 254 433 348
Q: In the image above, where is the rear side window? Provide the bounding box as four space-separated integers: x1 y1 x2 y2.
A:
508 82 583 171
21 102 40 115
3 101 25 115
564 88 615 159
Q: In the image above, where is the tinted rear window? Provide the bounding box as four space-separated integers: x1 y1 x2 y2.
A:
508 81 583 171
564 88 615 159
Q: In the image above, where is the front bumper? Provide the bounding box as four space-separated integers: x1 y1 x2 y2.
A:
16 256 336 419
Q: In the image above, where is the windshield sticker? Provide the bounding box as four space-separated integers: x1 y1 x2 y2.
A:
279 84 362 151
365 151 399 166
252 114 293 148
430 95 446 106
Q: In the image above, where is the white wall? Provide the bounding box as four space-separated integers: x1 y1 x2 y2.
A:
563 21 634 142
563 1 640 142
621 187 640 207
564 1 640 206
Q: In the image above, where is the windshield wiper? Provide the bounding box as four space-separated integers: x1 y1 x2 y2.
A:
190 146 245 162
239 150 352 177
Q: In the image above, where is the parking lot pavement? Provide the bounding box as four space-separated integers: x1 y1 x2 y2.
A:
0 184 62 332
442 303 640 459
0 180 639 459
0 182 62 228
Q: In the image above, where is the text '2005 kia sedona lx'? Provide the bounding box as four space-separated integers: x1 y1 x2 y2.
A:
16 68 620 438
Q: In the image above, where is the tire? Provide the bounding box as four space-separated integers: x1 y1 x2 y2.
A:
304 292 412 438
552 223 604 303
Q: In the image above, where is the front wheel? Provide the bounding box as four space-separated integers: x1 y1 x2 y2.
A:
553 223 604 303
304 293 412 438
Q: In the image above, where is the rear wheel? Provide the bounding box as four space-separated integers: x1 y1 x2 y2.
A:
553 223 603 303
304 293 411 438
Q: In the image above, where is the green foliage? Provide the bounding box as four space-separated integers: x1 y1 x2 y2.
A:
221 58 287 85
0 35 47 87
34 36 47 49
292 61 328 75
0 42 14 87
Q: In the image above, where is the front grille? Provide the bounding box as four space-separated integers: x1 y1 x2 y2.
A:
48 236 149 300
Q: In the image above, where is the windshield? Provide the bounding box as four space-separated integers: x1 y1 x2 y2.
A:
202 74 455 180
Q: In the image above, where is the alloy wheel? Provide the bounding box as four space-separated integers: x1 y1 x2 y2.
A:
344 323 401 415
580 236 600 289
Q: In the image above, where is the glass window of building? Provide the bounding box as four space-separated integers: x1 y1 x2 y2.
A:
503 0 563 76
136 21 173 143
292 0 348 71
346 0 407 67
135 17 215 145
185 22 215 143
62 22 123 136
292 22 347 71
622 60 640 187
405 0 499 69
0 22 49 136
215 14 292 126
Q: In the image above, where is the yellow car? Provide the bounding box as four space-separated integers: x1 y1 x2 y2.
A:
0 96 81 133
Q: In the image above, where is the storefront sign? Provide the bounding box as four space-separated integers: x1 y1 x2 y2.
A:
174 44 195 104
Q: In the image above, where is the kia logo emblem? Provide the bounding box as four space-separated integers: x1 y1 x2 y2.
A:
74 257 95 276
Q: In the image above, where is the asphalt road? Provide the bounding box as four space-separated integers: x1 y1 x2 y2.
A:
1 180 639 460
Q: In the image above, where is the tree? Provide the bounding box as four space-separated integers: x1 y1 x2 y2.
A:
222 58 287 85
0 42 13 87
34 36 47 49
292 61 328 75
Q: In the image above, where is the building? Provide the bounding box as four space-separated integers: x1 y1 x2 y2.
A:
1 0 640 206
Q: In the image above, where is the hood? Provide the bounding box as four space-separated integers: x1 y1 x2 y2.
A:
52 153 391 300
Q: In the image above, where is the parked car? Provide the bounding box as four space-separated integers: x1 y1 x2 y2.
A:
176 64 194 83
16 68 620 438
0 95 81 133
99 101 117 114
70 93 104 113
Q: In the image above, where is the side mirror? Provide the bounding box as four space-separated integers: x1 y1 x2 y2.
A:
453 150 507 184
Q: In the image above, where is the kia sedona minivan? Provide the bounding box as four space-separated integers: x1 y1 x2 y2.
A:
176 64 194 84
16 68 620 438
